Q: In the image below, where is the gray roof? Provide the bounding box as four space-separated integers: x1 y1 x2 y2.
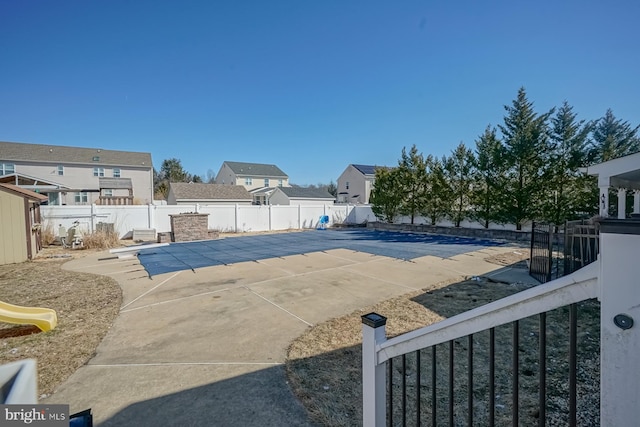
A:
99 178 132 189
278 186 335 199
170 182 252 201
0 141 152 168
224 161 287 178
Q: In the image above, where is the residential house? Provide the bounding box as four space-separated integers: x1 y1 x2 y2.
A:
215 161 289 191
0 183 48 264
337 164 384 204
0 141 153 205
167 182 252 205
267 186 335 206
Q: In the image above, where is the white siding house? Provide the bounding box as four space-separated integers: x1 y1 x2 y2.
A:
337 164 383 204
0 141 153 205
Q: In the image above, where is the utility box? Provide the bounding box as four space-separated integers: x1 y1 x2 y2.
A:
133 228 156 242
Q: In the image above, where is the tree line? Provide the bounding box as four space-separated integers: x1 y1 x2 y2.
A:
370 88 640 230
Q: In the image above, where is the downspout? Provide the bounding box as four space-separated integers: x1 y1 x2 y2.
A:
23 198 33 260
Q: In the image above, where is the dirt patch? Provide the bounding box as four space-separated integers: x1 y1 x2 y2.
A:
286 272 599 426
0 246 122 398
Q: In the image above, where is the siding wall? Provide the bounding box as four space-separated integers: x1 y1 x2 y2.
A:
0 191 27 264
9 161 153 205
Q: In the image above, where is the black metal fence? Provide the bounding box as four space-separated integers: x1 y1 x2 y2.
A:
529 222 562 283
385 301 600 426
529 220 599 283
563 220 599 276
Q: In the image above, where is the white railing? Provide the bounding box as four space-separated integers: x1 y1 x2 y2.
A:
362 221 640 426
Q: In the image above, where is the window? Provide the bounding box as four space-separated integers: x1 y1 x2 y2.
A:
245 177 253 185
278 179 283 187
113 168 121 178
264 178 269 187
48 193 60 205
92 156 100 162
57 165 64 176
74 192 88 204
346 181 350 190
104 189 113 197
0 163 15 175
93 167 105 177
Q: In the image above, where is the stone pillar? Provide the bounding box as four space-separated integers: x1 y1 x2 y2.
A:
634 190 640 214
599 186 609 217
617 188 627 219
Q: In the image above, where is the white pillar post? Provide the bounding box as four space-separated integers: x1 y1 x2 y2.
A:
633 190 640 214
362 313 387 427
268 204 272 231
617 188 626 219
599 186 609 217
234 204 239 233
599 219 640 426
298 204 301 230
90 203 95 233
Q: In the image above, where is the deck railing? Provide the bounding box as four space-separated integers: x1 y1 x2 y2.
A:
362 219 639 426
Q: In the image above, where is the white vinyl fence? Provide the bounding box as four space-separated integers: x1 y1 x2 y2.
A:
41 204 364 238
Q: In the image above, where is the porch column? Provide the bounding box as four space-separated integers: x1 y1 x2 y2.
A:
599 219 640 426
634 190 640 214
617 188 626 219
599 186 609 217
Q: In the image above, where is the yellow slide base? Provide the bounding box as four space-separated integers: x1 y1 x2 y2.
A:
0 301 58 332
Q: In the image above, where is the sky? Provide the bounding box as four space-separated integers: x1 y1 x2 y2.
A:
1 1 639 185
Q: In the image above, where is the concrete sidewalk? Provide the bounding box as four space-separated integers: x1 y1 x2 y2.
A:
43 245 536 426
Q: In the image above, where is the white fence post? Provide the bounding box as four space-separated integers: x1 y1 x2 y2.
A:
234 204 239 232
362 313 387 427
599 219 640 426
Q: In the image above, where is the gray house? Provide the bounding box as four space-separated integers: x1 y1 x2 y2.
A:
268 186 335 206
0 141 153 205
167 182 252 205
337 164 383 204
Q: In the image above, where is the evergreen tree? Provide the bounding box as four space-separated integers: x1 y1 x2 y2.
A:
396 145 428 224
471 126 506 228
590 108 640 162
497 87 553 230
444 142 475 227
422 155 450 225
543 101 595 224
370 168 402 223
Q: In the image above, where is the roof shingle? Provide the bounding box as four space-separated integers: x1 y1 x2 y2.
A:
278 186 335 199
0 141 152 168
170 182 252 201
224 161 287 178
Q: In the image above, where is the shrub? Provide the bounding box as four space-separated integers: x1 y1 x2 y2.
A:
81 230 121 250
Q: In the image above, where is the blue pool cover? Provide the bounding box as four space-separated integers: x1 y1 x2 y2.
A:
137 229 503 277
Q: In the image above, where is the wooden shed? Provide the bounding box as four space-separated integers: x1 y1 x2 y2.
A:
0 183 48 265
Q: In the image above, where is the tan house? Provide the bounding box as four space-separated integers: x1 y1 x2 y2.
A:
0 183 48 264
0 141 153 205
337 164 384 204
167 182 253 205
215 161 289 191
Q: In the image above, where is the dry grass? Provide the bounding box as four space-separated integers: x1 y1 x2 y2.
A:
0 249 122 398
41 223 57 246
81 230 121 250
286 255 600 427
